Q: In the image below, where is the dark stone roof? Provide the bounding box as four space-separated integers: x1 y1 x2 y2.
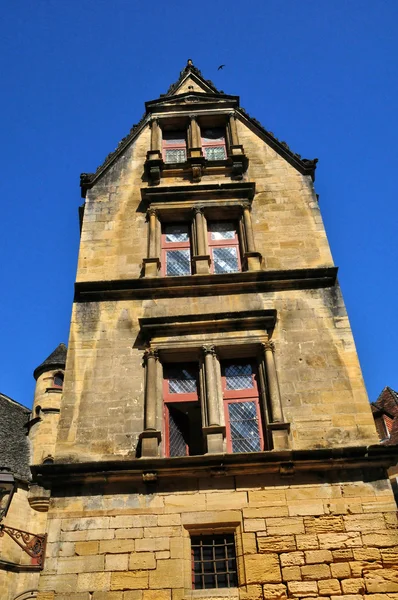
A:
0 393 31 481
33 343 67 380
371 386 398 445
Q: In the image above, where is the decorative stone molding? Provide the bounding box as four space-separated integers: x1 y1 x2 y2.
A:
27 485 51 513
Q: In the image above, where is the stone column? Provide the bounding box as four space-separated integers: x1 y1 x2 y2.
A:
140 348 161 457
188 115 205 183
145 119 163 184
143 208 160 278
262 340 289 451
242 203 262 272
202 345 225 454
229 113 240 146
192 207 210 274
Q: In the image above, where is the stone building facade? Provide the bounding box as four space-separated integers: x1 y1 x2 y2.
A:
2 60 398 599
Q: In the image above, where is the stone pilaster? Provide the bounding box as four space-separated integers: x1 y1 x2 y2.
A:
202 345 225 454
192 207 211 274
143 208 160 278
144 118 163 184
242 203 262 271
262 340 290 450
228 112 248 179
140 348 161 457
187 115 205 183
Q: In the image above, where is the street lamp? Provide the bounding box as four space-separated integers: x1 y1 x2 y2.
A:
0 467 47 568
0 468 16 521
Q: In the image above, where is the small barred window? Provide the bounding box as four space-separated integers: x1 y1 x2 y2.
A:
191 534 238 589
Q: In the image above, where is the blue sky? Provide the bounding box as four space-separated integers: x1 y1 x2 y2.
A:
1 0 397 408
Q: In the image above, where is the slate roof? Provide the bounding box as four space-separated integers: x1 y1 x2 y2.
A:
33 343 67 380
80 59 318 196
0 393 31 481
371 386 398 445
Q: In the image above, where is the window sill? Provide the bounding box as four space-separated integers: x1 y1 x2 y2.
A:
45 387 63 394
189 589 239 598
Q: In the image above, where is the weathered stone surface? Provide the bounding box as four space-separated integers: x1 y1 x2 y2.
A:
111 571 149 590
245 553 282 584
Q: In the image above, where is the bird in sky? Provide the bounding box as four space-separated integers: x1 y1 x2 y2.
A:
218 64 225 70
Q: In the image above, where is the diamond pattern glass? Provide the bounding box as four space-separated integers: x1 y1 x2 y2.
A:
167 367 197 394
225 364 253 390
228 401 261 453
166 249 191 276
168 409 187 457
165 224 189 243
209 222 236 240
165 148 186 163
191 534 238 590
213 247 239 274
204 146 226 160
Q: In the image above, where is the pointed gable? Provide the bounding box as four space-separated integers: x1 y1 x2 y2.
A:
164 59 220 96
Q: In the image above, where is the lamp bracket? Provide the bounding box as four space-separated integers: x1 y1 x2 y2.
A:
0 525 47 568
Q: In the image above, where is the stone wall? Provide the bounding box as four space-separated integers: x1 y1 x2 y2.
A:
36 471 398 600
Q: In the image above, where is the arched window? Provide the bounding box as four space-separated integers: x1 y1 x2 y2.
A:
53 372 64 389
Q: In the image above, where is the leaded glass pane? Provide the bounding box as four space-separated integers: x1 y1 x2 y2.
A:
167 367 197 394
165 148 186 163
213 247 239 273
202 129 225 142
168 409 187 457
204 146 226 160
228 401 261 453
209 221 236 240
165 224 189 243
166 249 191 276
225 363 253 390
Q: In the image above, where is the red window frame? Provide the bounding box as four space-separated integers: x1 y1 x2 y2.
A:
162 131 187 163
161 224 192 277
201 128 227 160
163 364 199 458
221 361 264 453
207 221 241 274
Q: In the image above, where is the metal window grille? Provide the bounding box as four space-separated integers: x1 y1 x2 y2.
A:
191 534 238 589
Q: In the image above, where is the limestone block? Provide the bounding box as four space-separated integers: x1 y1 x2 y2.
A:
305 550 333 564
244 507 288 519
318 533 361 549
164 493 205 513
341 578 365 594
353 548 381 561
136 537 170 552
362 532 398 547
244 518 266 532
87 529 115 540
143 591 171 600
57 555 105 574
258 536 296 553
304 516 344 534
266 517 305 536
343 514 386 532
282 566 302 581
148 559 185 589
99 539 134 554
115 528 143 539
124 593 143 600
92 594 124 600
296 535 319 550
143 526 181 538
330 563 351 579
262 583 288 600
206 491 248 510
245 553 282 584
39 574 78 593
158 514 181 526
248 490 287 506
77 572 111 592
239 585 263 600
287 580 318 597
288 501 324 517
75 540 100 555
332 549 353 562
350 560 382 577
317 578 341 595
111 571 149 590
301 564 331 580
280 552 305 567
129 552 156 570
105 554 129 571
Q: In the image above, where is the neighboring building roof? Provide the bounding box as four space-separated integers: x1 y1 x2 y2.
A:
371 386 398 445
33 343 67 380
0 393 31 481
80 59 318 196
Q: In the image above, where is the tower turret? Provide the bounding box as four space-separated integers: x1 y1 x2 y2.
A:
29 343 67 464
